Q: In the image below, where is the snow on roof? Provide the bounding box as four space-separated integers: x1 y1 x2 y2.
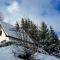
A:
0 21 33 43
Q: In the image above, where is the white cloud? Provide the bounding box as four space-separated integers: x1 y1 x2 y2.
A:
4 0 60 33
7 1 20 14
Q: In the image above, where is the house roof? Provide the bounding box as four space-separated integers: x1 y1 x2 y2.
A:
0 21 33 43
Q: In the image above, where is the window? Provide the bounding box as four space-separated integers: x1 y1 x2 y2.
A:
0 29 2 36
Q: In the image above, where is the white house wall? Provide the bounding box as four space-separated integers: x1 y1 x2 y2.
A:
0 28 9 42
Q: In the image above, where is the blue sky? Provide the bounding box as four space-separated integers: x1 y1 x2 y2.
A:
0 0 60 37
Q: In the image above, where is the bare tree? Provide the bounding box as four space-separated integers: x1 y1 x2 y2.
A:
0 12 4 21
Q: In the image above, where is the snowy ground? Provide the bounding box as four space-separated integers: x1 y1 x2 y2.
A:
33 52 60 60
0 45 60 60
0 46 23 60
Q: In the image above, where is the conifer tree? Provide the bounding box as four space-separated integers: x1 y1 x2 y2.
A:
21 18 39 46
15 21 20 31
45 26 59 54
21 18 25 29
40 21 48 39
49 26 58 44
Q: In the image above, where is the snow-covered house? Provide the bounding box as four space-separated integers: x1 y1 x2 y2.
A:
0 21 33 44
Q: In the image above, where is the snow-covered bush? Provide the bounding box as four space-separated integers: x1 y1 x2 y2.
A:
0 41 15 47
12 45 33 60
37 48 49 55
12 45 25 57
